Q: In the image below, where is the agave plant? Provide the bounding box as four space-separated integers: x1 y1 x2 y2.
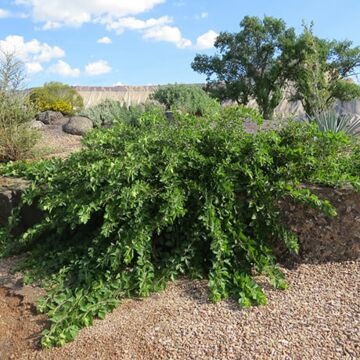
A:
312 109 360 136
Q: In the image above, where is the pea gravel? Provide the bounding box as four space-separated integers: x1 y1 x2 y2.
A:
11 260 358 360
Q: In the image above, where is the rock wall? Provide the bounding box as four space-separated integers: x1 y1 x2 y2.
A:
0 177 29 227
279 185 360 263
0 177 42 235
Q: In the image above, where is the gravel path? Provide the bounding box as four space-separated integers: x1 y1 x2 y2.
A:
4 260 356 360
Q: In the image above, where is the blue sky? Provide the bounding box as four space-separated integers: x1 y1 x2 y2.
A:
0 0 359 87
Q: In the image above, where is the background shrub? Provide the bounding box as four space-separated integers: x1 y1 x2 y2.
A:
0 91 39 161
30 82 84 115
0 108 358 347
151 84 221 116
0 50 26 92
80 99 164 128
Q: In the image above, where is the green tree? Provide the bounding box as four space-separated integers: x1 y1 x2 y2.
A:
290 24 360 116
30 82 84 115
192 16 297 119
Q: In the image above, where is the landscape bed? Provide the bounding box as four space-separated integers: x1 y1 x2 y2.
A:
0 106 359 352
0 13 360 358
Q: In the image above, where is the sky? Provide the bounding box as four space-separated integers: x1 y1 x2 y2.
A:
0 0 359 87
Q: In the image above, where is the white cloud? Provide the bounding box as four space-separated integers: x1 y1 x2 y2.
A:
12 0 199 50
113 81 124 86
42 21 62 30
12 1 205 51
100 15 191 49
49 60 80 77
0 35 65 76
14 0 165 28
17 12 30 19
0 9 30 19
104 15 172 34
97 36 112 44
25 61 43 74
0 9 10 18
0 35 65 62
143 25 192 48
195 30 218 50
85 60 111 76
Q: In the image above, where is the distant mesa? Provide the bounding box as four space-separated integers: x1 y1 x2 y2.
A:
71 84 360 116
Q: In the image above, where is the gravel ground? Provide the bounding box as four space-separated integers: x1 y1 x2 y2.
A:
33 124 82 159
1 260 356 360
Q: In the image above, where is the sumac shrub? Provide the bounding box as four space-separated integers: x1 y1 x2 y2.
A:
0 107 358 347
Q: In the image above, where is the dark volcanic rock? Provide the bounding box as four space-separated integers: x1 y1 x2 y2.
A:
36 111 66 125
0 177 42 234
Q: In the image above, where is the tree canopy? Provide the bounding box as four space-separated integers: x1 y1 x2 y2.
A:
192 16 297 119
289 24 360 116
192 16 360 119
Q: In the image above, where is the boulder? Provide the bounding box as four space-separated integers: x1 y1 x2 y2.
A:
36 111 65 125
30 120 45 130
63 116 93 136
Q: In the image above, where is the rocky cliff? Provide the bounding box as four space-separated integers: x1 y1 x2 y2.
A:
75 85 360 116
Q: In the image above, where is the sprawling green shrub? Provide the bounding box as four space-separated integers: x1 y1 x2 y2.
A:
0 91 39 161
80 99 163 128
30 82 84 115
0 107 358 347
151 84 221 116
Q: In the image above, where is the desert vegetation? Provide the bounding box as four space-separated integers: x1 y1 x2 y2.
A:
29 82 84 115
151 83 221 117
0 15 359 353
0 51 39 162
1 106 359 347
80 99 164 128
